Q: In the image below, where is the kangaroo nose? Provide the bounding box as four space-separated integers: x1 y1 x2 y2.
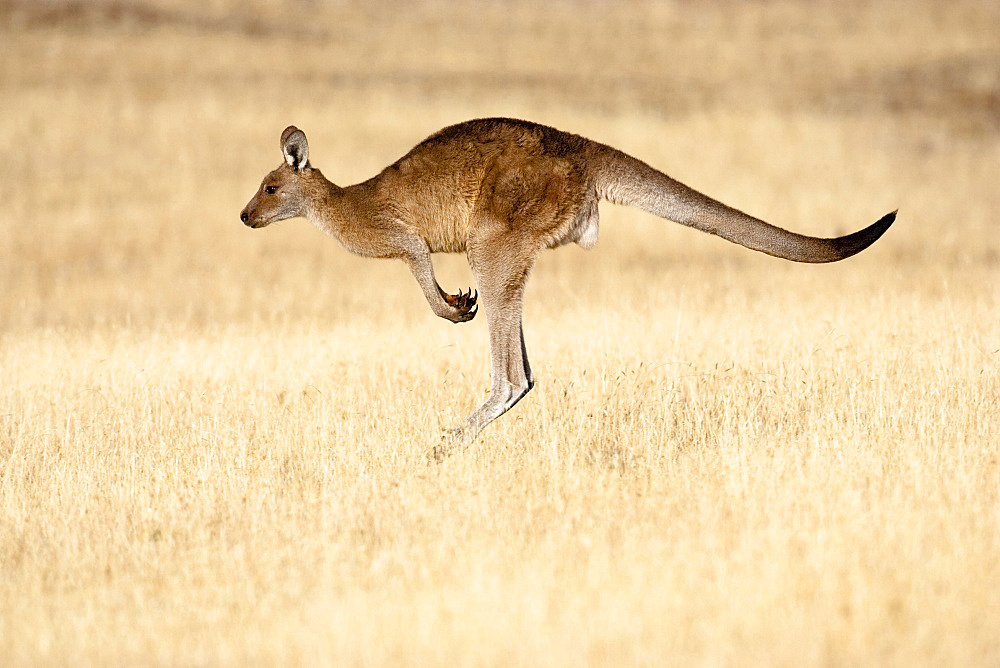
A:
240 211 249 223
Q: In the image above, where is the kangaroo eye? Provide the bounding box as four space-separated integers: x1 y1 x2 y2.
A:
265 185 277 194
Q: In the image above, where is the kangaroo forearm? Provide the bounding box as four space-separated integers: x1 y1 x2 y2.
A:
402 245 478 324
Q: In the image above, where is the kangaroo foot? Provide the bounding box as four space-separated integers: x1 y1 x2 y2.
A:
427 426 474 463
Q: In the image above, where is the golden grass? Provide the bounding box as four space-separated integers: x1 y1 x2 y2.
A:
2 0 999 664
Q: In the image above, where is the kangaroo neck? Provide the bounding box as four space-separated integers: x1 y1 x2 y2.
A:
303 171 381 248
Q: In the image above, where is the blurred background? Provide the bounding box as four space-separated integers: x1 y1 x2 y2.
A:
1 0 998 331
3 4 999 663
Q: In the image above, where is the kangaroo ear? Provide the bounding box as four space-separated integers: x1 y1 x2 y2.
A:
280 126 309 171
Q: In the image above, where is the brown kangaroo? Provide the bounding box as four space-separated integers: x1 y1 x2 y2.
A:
240 118 895 456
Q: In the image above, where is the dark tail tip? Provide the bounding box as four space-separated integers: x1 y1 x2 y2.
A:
881 209 898 228
830 208 896 261
871 208 897 243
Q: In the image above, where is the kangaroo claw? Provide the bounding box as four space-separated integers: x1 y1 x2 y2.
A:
443 286 478 320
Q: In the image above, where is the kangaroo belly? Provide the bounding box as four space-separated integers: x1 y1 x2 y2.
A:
425 232 469 253
419 212 472 253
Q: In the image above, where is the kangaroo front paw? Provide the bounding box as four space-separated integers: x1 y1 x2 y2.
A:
440 288 477 323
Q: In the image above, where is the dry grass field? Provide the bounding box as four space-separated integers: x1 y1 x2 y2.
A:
2 0 999 664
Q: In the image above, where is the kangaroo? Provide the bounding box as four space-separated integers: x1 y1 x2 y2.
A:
240 118 895 457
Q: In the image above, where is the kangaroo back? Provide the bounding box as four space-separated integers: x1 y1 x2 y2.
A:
591 146 895 263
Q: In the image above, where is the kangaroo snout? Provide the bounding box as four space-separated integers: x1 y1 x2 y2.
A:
240 207 272 229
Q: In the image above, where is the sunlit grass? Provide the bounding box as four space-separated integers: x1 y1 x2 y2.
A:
2 1 999 664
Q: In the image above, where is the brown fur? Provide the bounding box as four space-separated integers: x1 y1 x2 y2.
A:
240 118 895 455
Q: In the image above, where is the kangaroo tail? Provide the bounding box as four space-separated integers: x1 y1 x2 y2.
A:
593 147 895 263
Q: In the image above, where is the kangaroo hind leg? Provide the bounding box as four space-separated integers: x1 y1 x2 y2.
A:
519 321 534 393
439 232 538 453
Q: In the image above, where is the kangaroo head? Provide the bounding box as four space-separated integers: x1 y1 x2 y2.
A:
240 126 314 228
